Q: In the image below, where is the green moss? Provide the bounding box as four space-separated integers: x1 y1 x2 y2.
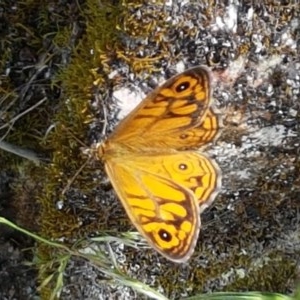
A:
226 254 298 291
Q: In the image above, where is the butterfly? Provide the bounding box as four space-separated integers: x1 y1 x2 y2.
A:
97 66 221 263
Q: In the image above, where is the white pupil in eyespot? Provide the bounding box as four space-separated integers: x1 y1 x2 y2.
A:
179 163 187 170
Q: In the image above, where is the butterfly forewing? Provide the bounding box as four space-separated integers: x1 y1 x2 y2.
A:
109 66 215 150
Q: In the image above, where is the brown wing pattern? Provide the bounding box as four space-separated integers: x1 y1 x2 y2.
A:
109 67 214 149
148 107 220 150
104 151 220 262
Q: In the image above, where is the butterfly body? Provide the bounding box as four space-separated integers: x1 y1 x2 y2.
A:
97 66 221 263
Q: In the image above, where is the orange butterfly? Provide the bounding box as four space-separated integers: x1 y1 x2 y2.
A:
97 66 221 262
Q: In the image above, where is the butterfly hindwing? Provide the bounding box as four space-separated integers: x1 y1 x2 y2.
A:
104 151 220 262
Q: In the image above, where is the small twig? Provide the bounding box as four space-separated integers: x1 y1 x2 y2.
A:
60 124 88 148
0 96 48 130
61 158 90 195
0 140 41 165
